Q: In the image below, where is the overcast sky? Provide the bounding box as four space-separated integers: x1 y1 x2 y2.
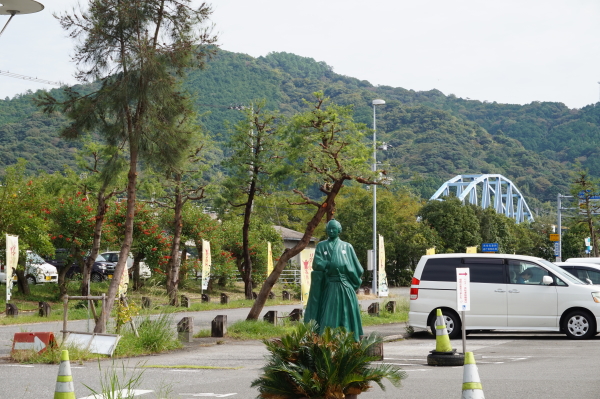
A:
1 0 599 109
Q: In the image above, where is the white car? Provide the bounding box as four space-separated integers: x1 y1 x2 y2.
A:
1 251 58 285
556 260 600 285
409 253 600 340
25 251 59 284
100 251 152 280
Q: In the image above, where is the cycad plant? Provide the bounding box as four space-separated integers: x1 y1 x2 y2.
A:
251 321 406 399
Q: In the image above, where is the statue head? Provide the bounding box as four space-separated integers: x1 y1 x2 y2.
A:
326 219 342 239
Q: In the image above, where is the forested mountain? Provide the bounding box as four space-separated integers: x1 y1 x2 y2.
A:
1 49 597 209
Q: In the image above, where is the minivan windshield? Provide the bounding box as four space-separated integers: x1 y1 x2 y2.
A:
539 259 586 285
95 254 107 262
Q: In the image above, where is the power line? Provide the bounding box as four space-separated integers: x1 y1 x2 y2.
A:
0 70 62 86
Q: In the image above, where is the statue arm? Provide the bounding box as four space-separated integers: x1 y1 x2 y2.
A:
346 244 363 290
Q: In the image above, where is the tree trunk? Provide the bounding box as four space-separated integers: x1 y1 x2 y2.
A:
246 180 345 320
81 190 108 296
166 178 184 306
94 149 137 333
242 180 256 299
15 269 30 296
132 252 144 290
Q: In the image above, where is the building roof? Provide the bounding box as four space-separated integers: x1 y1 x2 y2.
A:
274 225 318 242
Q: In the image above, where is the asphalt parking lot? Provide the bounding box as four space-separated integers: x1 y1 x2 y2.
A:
2 287 600 398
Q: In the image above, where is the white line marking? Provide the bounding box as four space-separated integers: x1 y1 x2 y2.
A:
78 389 153 399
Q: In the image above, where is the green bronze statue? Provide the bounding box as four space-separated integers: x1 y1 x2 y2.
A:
304 219 364 341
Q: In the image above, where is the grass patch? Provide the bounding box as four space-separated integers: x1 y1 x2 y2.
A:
227 319 299 340
113 312 182 357
142 365 240 370
361 298 410 326
10 343 98 364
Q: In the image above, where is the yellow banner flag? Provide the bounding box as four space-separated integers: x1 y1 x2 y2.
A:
202 240 211 291
466 246 477 254
378 234 389 297
426 247 436 255
5 234 18 301
267 242 273 276
300 248 315 305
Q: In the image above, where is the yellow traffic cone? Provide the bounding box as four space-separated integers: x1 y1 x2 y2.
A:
54 349 76 399
461 352 484 399
434 308 453 353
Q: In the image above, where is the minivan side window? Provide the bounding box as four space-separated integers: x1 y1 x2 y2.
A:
421 258 463 281
462 258 505 284
574 267 600 284
421 257 505 283
507 260 559 285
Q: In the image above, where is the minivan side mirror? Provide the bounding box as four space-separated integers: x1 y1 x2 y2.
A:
586 278 593 285
542 275 553 285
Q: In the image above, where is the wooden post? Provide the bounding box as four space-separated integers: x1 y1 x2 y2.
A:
289 308 303 322
181 295 190 308
100 293 106 334
211 315 227 337
282 290 290 300
63 295 69 342
177 316 194 342
38 301 51 317
385 301 397 313
201 294 210 303
368 302 380 316
263 310 277 325
220 293 229 304
141 296 151 309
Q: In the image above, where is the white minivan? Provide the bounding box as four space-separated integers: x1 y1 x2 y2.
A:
409 253 600 340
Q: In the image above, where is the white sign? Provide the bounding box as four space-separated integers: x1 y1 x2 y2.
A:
456 267 470 311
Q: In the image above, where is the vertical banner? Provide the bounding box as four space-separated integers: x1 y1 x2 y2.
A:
118 259 129 297
299 248 315 305
201 239 211 291
378 234 389 297
5 234 18 301
267 242 273 276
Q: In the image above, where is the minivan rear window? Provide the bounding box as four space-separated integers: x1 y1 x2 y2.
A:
421 257 505 283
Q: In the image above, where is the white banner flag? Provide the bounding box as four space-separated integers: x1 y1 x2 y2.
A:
300 248 315 305
378 234 389 297
6 234 18 301
201 240 211 291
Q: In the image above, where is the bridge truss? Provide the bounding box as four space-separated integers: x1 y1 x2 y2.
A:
430 174 534 223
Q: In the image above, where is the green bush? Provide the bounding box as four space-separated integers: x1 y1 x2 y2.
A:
251 321 407 399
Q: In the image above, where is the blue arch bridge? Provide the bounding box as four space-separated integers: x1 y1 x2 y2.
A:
430 174 534 223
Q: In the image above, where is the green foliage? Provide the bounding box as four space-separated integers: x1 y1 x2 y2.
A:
115 312 182 356
84 361 146 399
251 321 406 399
419 197 481 253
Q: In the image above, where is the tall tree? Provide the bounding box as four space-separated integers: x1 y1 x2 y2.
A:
37 0 217 332
570 169 600 257
220 101 283 299
246 93 378 320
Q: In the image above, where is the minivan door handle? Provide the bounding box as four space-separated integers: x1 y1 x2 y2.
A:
494 289 505 293
508 289 520 293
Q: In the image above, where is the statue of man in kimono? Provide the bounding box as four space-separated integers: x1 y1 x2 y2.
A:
304 219 364 341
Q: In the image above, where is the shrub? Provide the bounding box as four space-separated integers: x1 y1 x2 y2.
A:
251 321 406 399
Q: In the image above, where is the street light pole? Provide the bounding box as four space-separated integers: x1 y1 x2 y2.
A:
372 99 385 295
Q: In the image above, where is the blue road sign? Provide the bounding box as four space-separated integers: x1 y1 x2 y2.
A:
554 242 560 256
481 243 499 252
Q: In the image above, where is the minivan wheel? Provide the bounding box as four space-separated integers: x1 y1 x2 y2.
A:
26 275 36 285
90 273 103 283
429 310 462 340
563 310 596 340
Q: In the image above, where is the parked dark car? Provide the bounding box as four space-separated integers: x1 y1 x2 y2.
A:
44 249 114 282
